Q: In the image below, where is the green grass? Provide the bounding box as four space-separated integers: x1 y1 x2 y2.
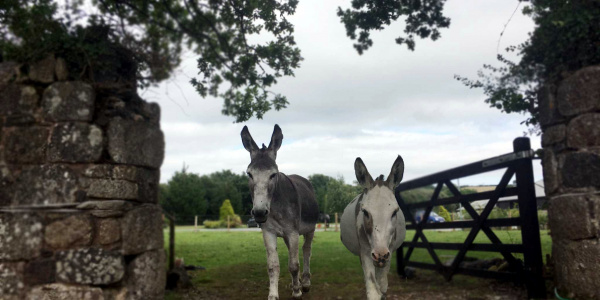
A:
165 229 552 299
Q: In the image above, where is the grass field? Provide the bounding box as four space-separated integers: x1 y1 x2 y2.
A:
165 229 553 299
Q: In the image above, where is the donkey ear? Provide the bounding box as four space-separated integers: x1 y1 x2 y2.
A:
241 126 259 153
385 155 405 189
267 124 283 152
354 157 374 189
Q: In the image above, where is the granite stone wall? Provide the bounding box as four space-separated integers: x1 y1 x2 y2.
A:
540 65 600 299
0 56 166 299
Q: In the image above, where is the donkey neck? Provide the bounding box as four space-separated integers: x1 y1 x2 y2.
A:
264 172 301 231
272 173 299 209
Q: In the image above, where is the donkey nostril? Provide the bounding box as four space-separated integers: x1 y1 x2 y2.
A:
251 209 256 216
371 253 377 260
384 252 390 259
265 210 269 216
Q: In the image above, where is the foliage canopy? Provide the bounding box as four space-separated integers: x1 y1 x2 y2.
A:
0 0 455 122
3 0 596 125
456 0 600 128
0 0 301 121
337 0 451 54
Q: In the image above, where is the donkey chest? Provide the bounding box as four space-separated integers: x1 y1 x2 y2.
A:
262 218 297 237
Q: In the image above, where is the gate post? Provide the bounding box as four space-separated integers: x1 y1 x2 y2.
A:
513 137 546 298
396 246 405 277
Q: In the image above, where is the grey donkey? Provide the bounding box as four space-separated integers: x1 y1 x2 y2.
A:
340 156 407 300
241 124 319 300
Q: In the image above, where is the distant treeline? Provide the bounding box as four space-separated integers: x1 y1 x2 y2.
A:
159 167 476 224
400 186 478 213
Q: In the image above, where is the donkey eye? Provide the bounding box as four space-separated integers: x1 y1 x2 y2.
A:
247 172 253 179
362 209 369 218
269 173 277 180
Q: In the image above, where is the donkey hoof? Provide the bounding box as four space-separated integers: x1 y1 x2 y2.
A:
292 289 303 299
301 276 311 293
268 295 279 300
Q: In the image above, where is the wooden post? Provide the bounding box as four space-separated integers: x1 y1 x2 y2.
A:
227 215 231 232
513 137 546 299
194 215 198 232
169 216 175 271
334 213 339 232
396 245 406 277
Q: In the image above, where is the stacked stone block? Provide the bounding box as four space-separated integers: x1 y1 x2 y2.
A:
540 65 600 298
0 56 166 299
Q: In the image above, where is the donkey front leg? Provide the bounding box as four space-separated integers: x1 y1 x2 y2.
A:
360 252 383 300
301 231 314 293
284 232 302 299
263 231 280 300
375 259 392 299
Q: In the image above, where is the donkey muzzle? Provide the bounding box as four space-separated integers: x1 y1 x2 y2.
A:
252 209 269 223
371 250 390 268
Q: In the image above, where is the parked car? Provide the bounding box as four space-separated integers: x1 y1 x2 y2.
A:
318 213 331 227
247 217 260 228
414 210 445 223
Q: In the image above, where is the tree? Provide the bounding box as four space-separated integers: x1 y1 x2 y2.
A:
1 0 300 121
208 170 248 214
325 176 362 214
203 199 242 228
438 205 451 222
199 170 249 216
159 168 251 219
161 166 207 223
308 174 335 213
337 0 451 54
399 185 477 214
455 0 600 128
4 1 597 124
219 199 236 220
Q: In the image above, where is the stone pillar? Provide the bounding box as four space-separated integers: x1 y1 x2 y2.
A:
0 57 166 299
540 65 600 299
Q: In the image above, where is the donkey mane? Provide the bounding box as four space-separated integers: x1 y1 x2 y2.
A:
248 151 276 170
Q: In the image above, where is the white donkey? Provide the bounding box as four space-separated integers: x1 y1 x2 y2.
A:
340 156 407 300
241 125 319 300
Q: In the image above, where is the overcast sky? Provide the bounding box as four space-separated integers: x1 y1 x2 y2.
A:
142 0 543 187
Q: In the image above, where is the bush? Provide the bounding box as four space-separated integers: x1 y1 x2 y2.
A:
203 220 223 229
538 210 548 229
203 200 244 229
220 199 236 220
202 215 243 229
438 206 452 222
227 215 243 228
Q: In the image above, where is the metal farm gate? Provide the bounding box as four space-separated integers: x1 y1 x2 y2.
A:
395 137 546 298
